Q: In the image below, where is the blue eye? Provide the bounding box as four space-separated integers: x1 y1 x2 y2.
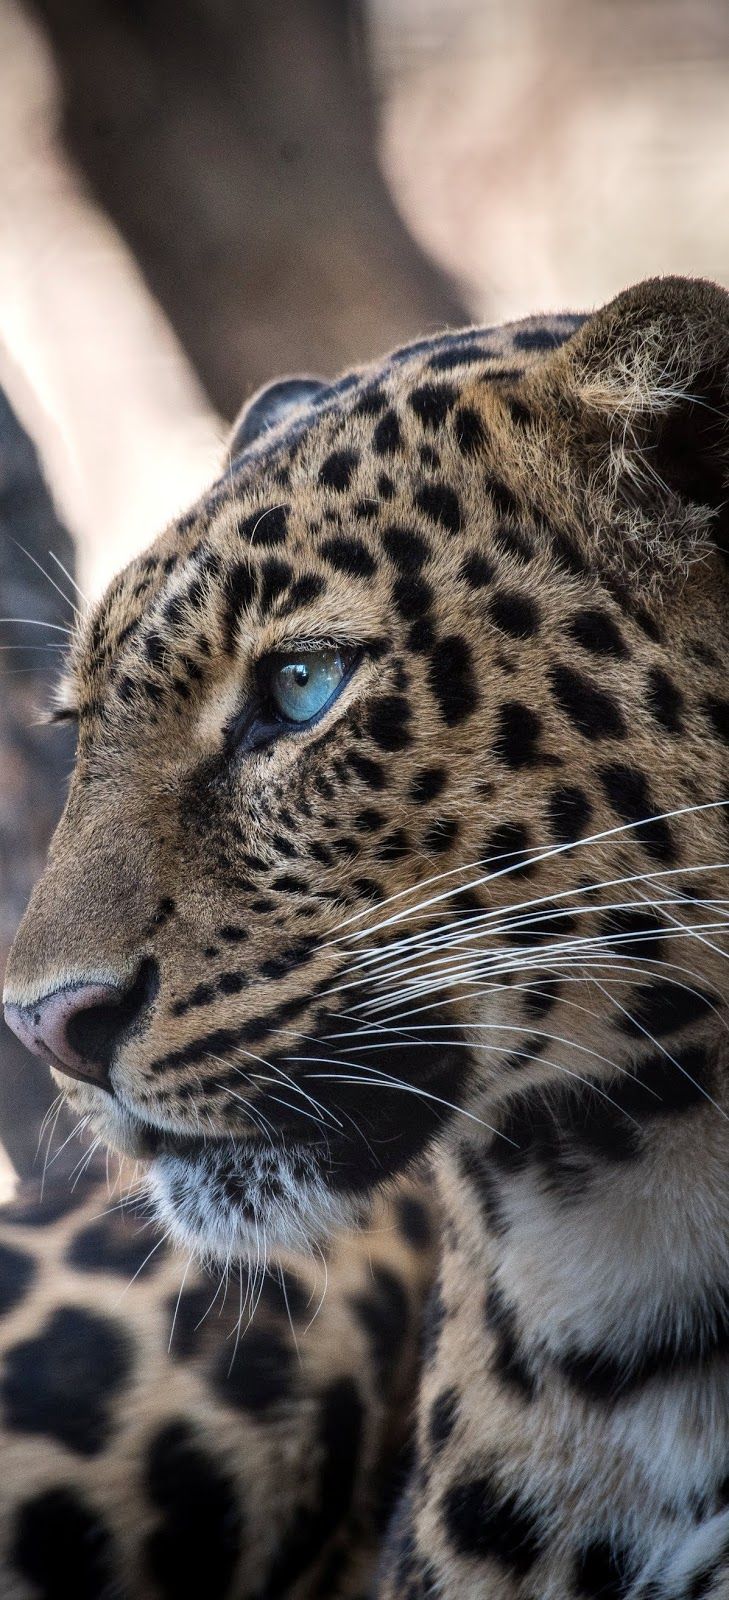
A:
265 647 352 725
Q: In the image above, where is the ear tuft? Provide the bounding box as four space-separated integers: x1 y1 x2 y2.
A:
229 377 328 461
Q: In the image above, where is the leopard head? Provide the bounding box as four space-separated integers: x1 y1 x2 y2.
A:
5 277 729 1259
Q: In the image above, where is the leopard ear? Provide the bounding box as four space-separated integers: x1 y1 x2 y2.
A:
229 377 328 460
535 276 729 568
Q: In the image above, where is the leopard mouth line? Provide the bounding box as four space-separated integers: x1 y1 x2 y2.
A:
134 1120 322 1162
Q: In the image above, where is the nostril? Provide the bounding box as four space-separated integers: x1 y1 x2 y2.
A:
4 957 159 1092
67 957 160 1070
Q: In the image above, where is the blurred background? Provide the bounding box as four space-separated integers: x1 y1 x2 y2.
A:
1 0 728 1195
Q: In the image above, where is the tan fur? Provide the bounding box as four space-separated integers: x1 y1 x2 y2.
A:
4 276 729 1596
0 1168 435 1598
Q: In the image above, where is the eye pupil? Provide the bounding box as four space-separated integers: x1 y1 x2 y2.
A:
266 647 351 725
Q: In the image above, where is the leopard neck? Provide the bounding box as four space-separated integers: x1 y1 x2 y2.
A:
437 1021 729 1407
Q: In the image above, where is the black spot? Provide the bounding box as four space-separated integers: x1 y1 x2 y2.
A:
257 1267 309 1321
259 556 292 609
523 978 562 1019
428 341 493 370
407 617 436 653
646 667 684 734
319 449 359 491
549 663 625 741
495 522 533 562
240 504 288 546
218 924 249 943
490 590 540 638
354 498 378 520
378 472 395 499
574 1537 635 1597
634 605 663 643
443 1468 545 1572
454 405 488 455
2 1306 131 1456
367 694 412 751
546 528 585 579
421 813 459 855
354 384 386 416
501 901 576 947
381 524 430 570
354 806 384 833
429 1388 459 1453
599 763 675 863
410 765 447 804
377 828 410 862
285 572 326 609
409 383 457 430
485 476 521 519
620 980 713 1038
218 970 247 995
460 550 494 588
514 326 565 350
484 820 535 874
704 696 729 743
393 573 434 621
548 784 593 844
566 608 628 658
144 1420 241 1600
221 561 256 651
600 907 664 964
494 701 544 768
347 751 388 789
395 1192 432 1249
214 1324 294 1413
373 409 402 454
0 1239 35 1314
504 394 533 427
260 1378 363 1598
320 535 376 578
485 1283 536 1399
428 635 479 726
67 1214 164 1279
144 630 166 668
414 482 462 534
350 1264 409 1392
12 1486 115 1600
458 1145 507 1237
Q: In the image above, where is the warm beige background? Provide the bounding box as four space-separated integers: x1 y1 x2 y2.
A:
1 0 728 596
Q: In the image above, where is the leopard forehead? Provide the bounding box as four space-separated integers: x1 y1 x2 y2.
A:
67 313 582 730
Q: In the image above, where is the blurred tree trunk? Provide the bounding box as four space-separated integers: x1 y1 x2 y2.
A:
0 389 77 1178
30 0 467 418
1 0 466 1178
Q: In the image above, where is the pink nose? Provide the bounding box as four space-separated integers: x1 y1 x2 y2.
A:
4 982 126 1092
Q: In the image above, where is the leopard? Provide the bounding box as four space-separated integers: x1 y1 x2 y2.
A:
0 1161 435 1599
4 273 729 1599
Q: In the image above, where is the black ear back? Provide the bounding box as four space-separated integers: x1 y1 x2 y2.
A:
229 377 328 460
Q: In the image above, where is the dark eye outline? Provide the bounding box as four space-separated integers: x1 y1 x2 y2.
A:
226 643 361 755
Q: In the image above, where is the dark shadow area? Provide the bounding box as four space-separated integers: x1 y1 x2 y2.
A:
0 388 77 1178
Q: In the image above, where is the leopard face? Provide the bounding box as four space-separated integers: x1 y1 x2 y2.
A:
5 276 729 1262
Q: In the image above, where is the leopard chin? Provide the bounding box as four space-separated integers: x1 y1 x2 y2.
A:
147 1137 361 1262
